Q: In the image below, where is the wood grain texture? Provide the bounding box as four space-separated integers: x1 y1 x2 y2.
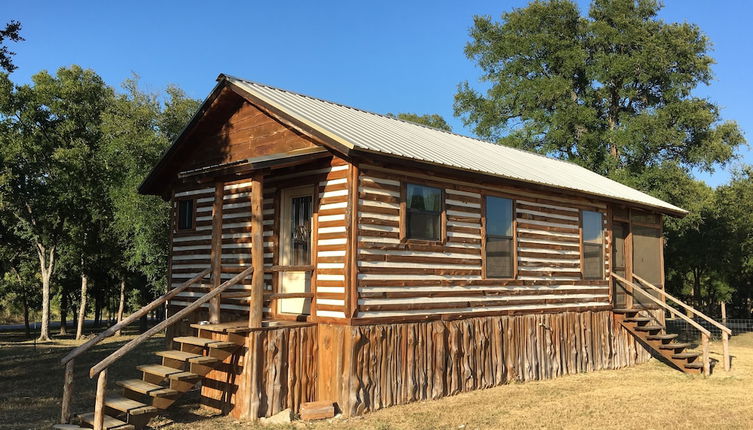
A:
340 310 649 416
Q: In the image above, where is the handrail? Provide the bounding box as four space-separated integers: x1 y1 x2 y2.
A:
89 265 254 378
612 273 710 336
61 268 211 365
632 273 732 336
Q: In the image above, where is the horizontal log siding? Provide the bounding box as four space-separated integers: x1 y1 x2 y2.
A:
169 185 215 308
314 159 350 319
343 311 650 415
355 166 610 320
171 180 273 314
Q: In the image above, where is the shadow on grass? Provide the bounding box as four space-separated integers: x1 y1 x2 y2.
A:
0 327 166 429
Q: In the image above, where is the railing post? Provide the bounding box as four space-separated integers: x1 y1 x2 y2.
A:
722 331 730 371
93 369 107 430
701 334 710 376
60 359 74 423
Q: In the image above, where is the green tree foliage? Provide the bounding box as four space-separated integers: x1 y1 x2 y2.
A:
0 66 112 340
454 0 744 177
0 20 23 73
387 112 452 132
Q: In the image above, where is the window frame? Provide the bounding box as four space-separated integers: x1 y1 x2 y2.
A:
580 210 605 280
482 193 517 279
175 197 197 233
400 181 446 244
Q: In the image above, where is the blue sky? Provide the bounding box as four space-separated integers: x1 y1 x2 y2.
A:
5 1 751 186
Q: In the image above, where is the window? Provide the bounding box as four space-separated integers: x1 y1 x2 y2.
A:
485 196 514 278
405 183 442 241
581 211 603 279
177 199 194 231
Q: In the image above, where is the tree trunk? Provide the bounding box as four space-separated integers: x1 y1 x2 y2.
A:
115 279 126 336
59 288 68 336
22 291 30 338
94 289 101 327
36 243 55 342
76 274 88 340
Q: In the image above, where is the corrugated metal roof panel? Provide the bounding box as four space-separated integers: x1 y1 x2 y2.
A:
226 76 685 215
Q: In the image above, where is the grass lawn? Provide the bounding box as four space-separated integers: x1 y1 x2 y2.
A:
1 330 751 430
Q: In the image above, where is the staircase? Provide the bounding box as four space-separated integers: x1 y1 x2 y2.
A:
613 308 705 374
55 333 242 430
611 273 732 376
56 266 255 430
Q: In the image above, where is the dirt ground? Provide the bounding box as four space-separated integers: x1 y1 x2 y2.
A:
1 330 750 430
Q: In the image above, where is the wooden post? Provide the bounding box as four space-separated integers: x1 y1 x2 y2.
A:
93 369 107 430
722 331 730 371
721 301 727 324
249 173 264 328
210 183 224 324
60 359 74 423
701 334 710 377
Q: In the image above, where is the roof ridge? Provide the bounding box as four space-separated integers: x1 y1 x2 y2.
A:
221 74 588 171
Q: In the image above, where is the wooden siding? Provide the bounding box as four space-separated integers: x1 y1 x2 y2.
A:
340 311 650 415
181 90 319 172
168 157 350 320
355 165 611 320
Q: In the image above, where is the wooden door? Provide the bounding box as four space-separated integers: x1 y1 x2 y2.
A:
632 223 663 308
279 185 313 315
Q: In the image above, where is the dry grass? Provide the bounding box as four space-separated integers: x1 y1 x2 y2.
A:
2 331 752 430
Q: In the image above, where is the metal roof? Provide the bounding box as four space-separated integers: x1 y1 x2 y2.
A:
224 75 685 215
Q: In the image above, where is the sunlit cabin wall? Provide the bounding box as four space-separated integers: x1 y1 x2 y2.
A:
353 164 612 322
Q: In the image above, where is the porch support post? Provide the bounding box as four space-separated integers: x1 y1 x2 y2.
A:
249 173 264 328
209 182 224 324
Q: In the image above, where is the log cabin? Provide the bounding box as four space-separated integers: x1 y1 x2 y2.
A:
56 74 733 429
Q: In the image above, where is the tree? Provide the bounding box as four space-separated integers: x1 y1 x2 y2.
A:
0 21 23 73
386 112 452 132
0 66 112 341
100 77 199 318
454 0 744 177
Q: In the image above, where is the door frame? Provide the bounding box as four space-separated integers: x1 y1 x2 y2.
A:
278 184 315 316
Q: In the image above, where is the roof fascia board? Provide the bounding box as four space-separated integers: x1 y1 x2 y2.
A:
138 79 228 197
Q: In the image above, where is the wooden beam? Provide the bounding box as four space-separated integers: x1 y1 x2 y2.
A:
93 369 107 430
60 359 74 423
249 173 265 328
210 182 224 324
347 164 360 318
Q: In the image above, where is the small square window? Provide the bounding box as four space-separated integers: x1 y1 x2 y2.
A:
177 199 194 231
406 183 442 241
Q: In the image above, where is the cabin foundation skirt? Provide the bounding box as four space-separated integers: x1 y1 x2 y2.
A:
340 310 650 416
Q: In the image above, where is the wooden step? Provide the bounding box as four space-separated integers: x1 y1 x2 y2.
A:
105 395 157 416
685 362 704 370
53 425 85 430
625 317 651 323
77 412 134 430
116 379 177 397
155 350 219 365
659 342 691 350
647 333 678 341
634 325 663 332
173 336 235 349
138 364 200 381
673 351 702 360
613 308 641 314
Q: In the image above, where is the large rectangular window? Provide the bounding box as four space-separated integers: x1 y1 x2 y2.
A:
582 210 603 279
406 183 442 241
485 196 514 278
177 199 194 231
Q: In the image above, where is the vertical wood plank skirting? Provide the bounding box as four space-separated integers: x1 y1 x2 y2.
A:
340 310 649 416
210 182 224 324
249 174 264 328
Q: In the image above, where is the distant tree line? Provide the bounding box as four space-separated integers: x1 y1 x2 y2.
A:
0 58 199 339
